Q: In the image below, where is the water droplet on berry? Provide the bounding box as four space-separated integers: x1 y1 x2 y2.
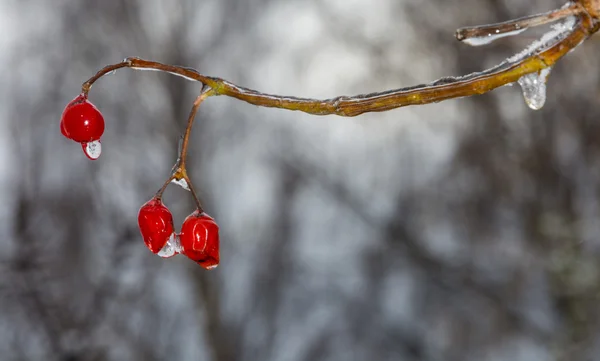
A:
82 140 102 160
171 178 190 191
157 233 181 258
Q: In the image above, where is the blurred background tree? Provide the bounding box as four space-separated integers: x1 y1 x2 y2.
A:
1 0 600 360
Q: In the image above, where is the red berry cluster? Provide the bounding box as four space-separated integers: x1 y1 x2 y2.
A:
138 198 219 269
60 94 220 269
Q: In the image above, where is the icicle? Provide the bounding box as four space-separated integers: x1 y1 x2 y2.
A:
158 233 181 258
81 140 102 160
517 67 552 110
171 178 190 191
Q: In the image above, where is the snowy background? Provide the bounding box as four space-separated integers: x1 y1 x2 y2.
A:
2 0 600 360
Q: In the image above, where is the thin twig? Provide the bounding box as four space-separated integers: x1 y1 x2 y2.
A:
455 3 583 43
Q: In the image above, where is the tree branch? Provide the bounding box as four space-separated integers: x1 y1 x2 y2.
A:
82 1 599 116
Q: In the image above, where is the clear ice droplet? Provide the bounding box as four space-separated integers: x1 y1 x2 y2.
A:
171 178 190 191
158 233 181 258
82 140 102 160
517 67 552 110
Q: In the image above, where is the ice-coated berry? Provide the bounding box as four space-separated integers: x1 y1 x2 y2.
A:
60 94 105 143
138 198 175 254
179 210 219 269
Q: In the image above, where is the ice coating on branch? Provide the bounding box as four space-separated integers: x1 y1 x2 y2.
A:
506 16 577 110
460 2 578 48
518 67 552 110
507 16 577 63
157 233 181 258
171 178 190 191
131 67 197 82
403 15 579 98
82 140 102 160
461 28 527 46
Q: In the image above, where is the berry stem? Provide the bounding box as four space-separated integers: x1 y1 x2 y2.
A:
156 88 212 211
179 87 214 168
82 61 131 95
186 177 205 213
176 89 213 213
154 175 174 200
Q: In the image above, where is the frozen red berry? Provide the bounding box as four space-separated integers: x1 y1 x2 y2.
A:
179 210 219 269
60 94 105 143
138 198 175 254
